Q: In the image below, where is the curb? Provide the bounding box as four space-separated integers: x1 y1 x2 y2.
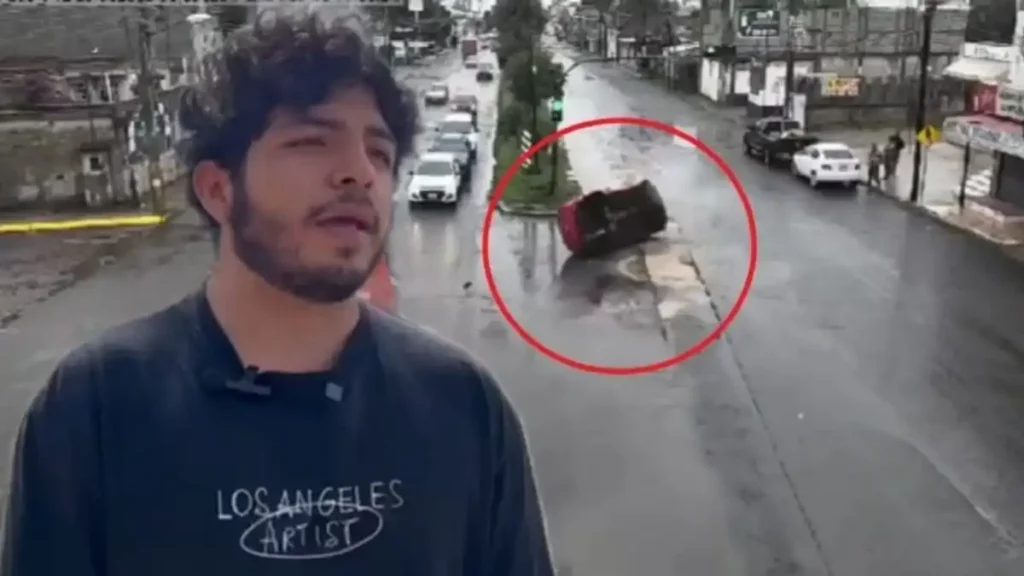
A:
862 183 1023 249
496 201 559 217
0 205 188 329
0 212 168 235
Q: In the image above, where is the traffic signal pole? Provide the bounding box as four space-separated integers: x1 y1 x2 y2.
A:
910 1 937 205
548 99 563 196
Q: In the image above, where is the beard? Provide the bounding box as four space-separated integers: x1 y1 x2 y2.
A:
228 180 386 304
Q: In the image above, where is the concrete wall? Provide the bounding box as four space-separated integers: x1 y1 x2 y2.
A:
0 113 120 211
0 96 187 212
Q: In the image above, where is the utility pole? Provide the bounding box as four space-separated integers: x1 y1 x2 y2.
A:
783 10 796 118
137 7 164 212
909 0 938 205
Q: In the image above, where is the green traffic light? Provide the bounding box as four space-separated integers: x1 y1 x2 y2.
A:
552 99 563 111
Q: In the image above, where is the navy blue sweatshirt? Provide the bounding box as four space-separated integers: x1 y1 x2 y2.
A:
2 291 554 576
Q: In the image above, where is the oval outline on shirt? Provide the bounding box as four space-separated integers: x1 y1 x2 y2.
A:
238 500 385 560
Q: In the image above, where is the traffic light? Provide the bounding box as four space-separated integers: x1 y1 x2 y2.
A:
551 98 563 123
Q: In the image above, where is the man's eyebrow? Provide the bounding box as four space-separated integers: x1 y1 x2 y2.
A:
366 125 396 145
288 112 395 145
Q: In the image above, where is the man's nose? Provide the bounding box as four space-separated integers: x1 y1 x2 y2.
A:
328 140 376 189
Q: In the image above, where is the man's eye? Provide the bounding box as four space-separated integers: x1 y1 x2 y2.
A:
286 137 327 148
369 148 393 166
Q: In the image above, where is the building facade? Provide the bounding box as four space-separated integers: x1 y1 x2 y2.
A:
942 14 1024 213
698 0 968 127
0 6 199 212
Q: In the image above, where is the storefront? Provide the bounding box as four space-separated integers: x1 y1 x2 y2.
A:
943 43 1011 115
943 113 1024 208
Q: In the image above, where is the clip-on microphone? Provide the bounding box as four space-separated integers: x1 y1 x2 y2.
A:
224 365 272 396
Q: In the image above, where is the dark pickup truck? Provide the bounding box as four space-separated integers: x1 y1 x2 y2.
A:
743 117 819 166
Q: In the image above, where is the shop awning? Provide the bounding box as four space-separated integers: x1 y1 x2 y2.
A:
943 57 1009 83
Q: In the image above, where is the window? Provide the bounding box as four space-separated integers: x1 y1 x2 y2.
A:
88 155 103 172
439 121 472 134
416 161 454 176
822 149 854 160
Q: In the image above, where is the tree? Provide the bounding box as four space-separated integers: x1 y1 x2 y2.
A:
965 0 1016 44
491 0 547 65
505 46 566 117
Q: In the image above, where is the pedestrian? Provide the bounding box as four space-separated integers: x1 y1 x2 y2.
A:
884 132 905 180
2 11 554 576
867 143 882 188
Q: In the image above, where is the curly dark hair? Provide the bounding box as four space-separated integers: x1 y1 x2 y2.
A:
178 10 419 228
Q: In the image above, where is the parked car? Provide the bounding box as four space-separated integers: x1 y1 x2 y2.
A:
407 152 463 205
790 142 861 189
436 112 478 158
742 117 819 166
424 82 449 106
476 62 496 82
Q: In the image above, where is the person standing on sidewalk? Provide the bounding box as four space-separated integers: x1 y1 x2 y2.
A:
867 143 883 188
884 132 905 180
2 11 555 576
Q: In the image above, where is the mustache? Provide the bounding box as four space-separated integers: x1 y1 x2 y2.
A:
306 190 381 234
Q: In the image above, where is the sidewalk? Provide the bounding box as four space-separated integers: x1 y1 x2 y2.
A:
0 181 192 327
832 138 1021 247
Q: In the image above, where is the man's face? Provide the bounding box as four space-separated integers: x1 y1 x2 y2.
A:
224 85 398 303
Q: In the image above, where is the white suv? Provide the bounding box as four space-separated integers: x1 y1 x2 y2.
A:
407 152 461 204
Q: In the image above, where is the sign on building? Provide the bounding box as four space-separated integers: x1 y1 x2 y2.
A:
996 86 1024 122
820 76 860 97
737 10 781 38
961 43 1015 62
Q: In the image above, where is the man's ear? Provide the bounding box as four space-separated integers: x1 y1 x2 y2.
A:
192 160 234 226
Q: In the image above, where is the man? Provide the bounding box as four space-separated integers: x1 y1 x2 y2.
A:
884 131 905 181
2 12 554 576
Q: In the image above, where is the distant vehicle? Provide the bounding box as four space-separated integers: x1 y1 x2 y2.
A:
450 94 478 114
429 134 472 177
790 142 861 189
407 152 463 205
476 62 496 82
436 112 478 158
424 82 449 106
461 37 479 60
742 117 819 166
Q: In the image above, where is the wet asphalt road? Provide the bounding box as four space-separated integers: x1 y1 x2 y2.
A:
2 46 1024 576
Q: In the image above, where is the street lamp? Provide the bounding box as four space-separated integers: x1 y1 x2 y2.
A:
909 0 944 204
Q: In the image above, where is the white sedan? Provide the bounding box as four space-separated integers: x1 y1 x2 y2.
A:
407 152 462 205
790 142 861 188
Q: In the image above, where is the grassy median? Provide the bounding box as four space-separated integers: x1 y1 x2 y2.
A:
490 84 582 209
